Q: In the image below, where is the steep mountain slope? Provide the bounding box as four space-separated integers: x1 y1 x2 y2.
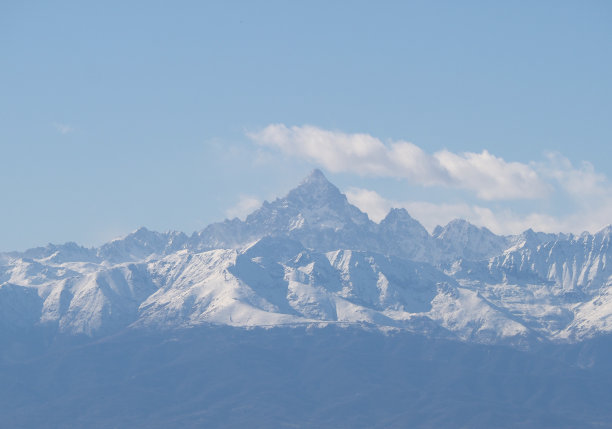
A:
433 219 510 262
378 208 432 261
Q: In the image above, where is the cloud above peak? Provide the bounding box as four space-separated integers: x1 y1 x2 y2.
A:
250 124 447 185
249 124 548 201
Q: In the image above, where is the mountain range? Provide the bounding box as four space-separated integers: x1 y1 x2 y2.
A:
2 169 611 346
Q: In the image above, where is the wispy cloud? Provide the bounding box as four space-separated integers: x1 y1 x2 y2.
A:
52 122 74 135
249 124 549 200
539 152 608 197
225 195 262 220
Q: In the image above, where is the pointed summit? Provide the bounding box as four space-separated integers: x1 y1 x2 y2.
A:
195 169 373 251
302 168 328 184
288 169 343 207
433 218 509 261
379 208 431 260
380 208 429 239
381 208 417 224
240 168 372 237
433 219 493 239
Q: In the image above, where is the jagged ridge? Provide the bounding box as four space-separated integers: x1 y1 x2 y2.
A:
1 169 611 346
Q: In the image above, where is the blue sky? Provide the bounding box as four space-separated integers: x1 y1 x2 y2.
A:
1 1 612 251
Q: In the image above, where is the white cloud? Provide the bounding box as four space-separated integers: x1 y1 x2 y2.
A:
434 149 549 200
538 153 612 232
249 124 548 200
346 187 612 235
52 122 74 135
344 188 394 223
539 152 608 197
249 124 449 186
225 195 262 220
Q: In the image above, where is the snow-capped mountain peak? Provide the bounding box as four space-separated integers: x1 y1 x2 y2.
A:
274 168 371 227
192 170 374 252
2 170 612 346
432 218 509 262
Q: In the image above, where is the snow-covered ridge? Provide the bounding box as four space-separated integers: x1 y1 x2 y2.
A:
1 169 611 346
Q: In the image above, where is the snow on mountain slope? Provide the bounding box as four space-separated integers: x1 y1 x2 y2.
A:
138 238 474 337
428 286 533 344
441 224 612 341
433 219 510 262
98 228 188 263
486 225 612 295
138 248 309 328
2 170 612 345
378 208 432 261
563 286 612 339
9 242 99 264
0 241 535 344
46 264 158 335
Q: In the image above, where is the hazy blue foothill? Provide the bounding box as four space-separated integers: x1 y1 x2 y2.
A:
1 327 612 429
